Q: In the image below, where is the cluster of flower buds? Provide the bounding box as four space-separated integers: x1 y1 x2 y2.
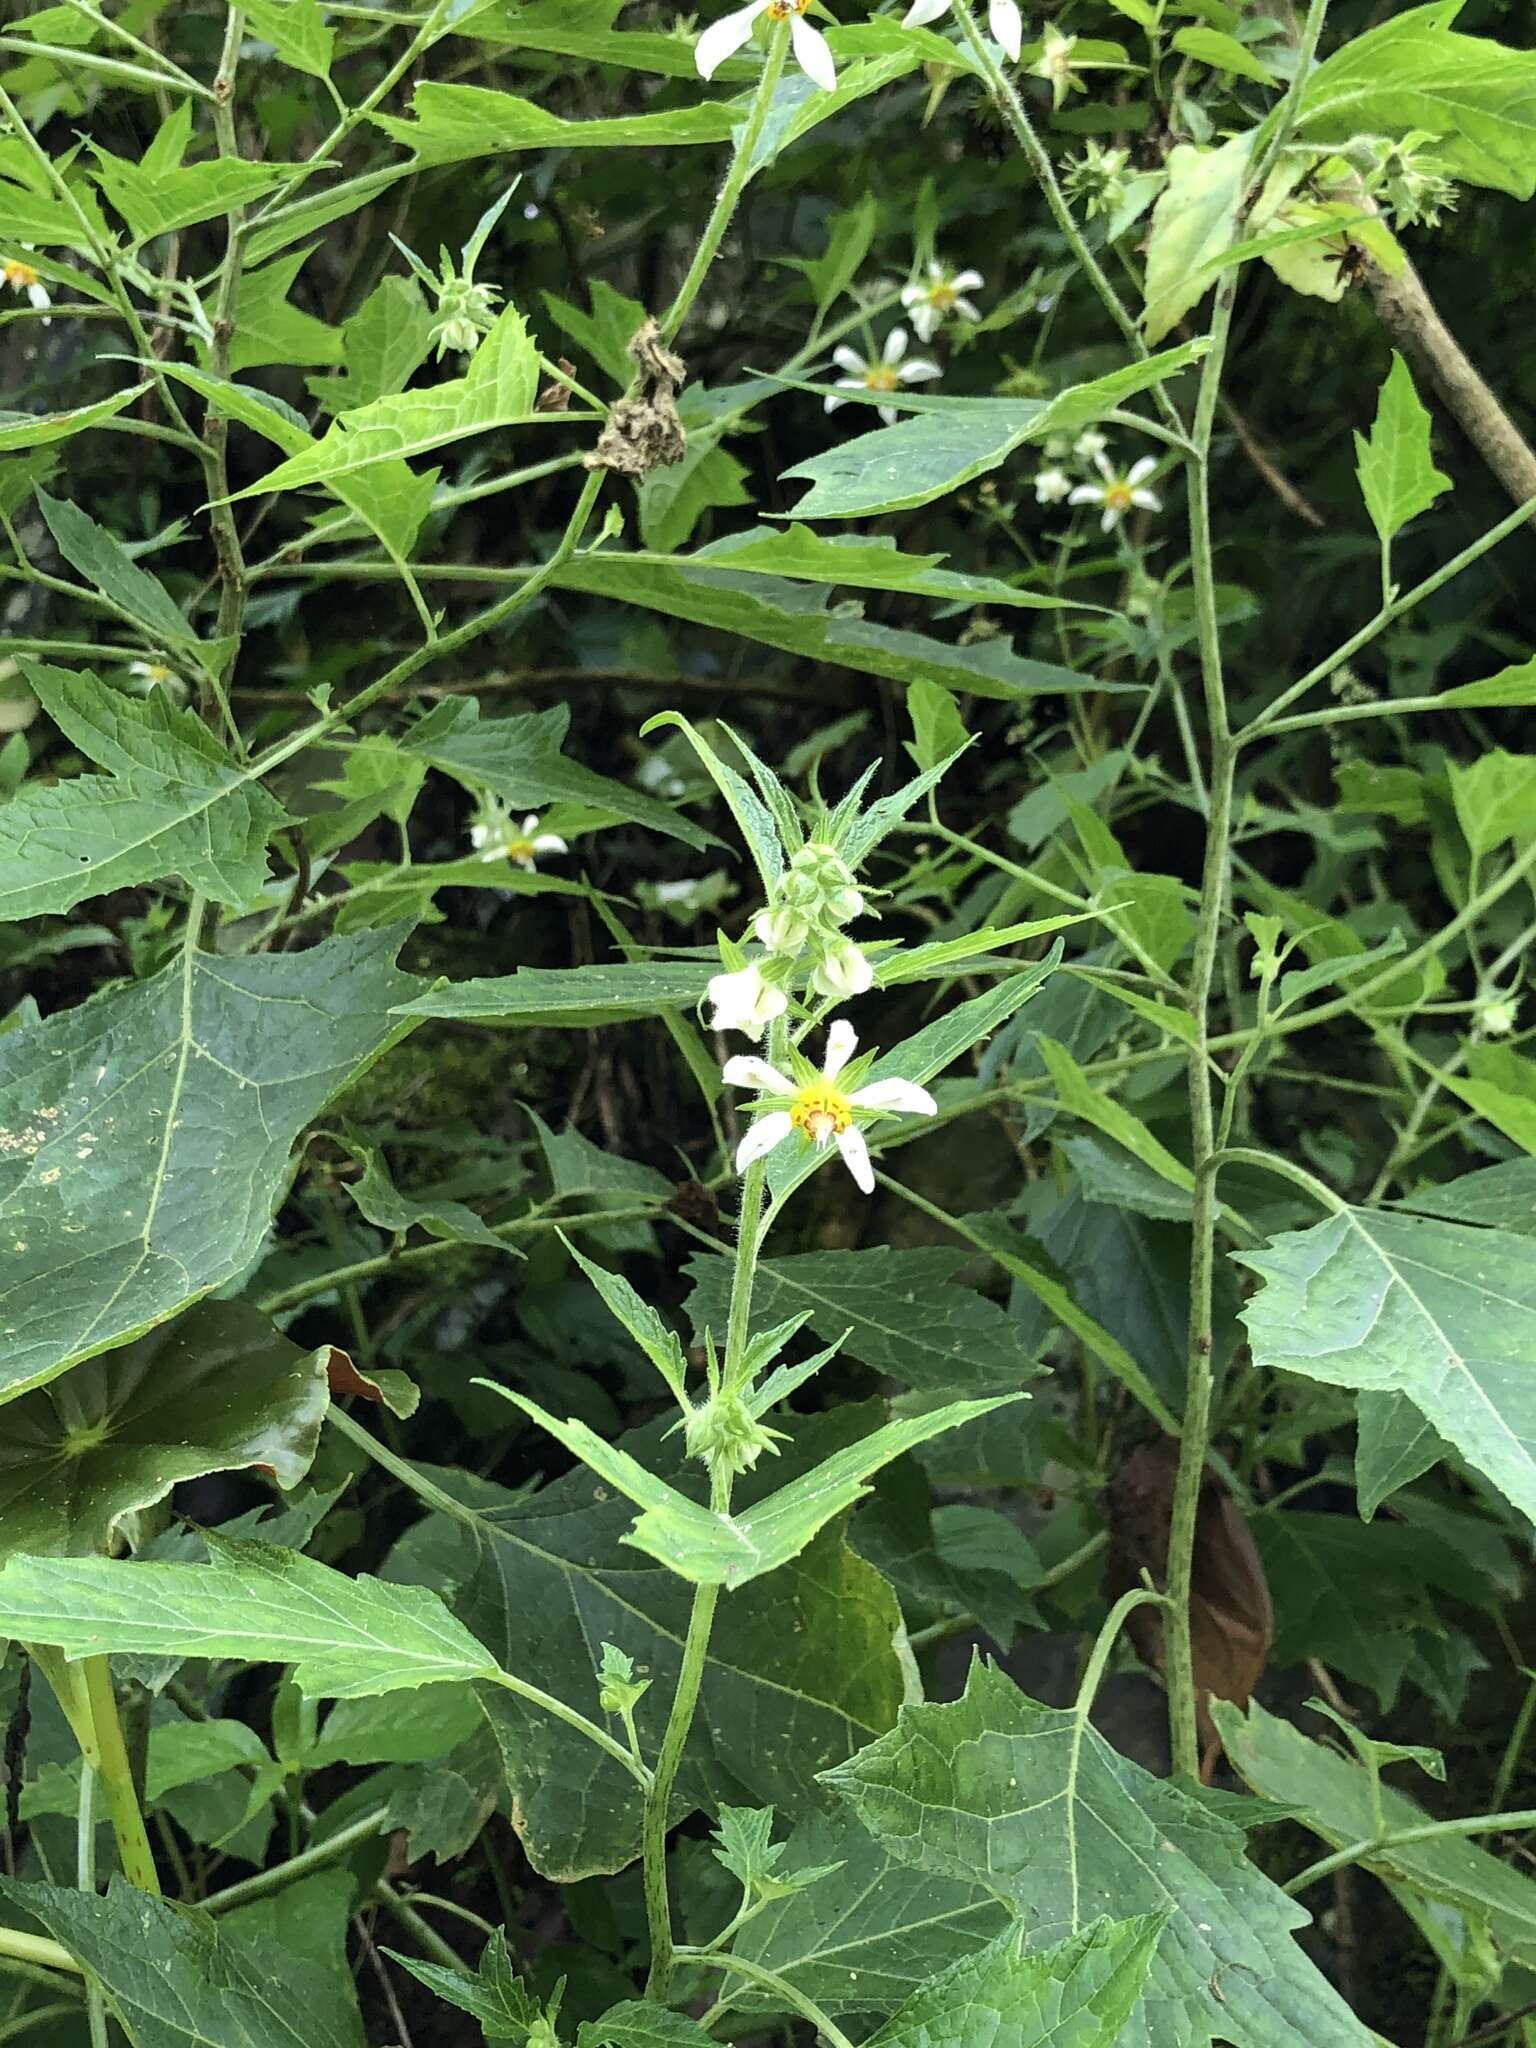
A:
1357 132 1457 230
707 839 876 1039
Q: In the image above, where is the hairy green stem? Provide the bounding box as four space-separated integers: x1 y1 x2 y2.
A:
31 1651 160 1897
77 1768 109 2048
673 1946 857 2048
201 1809 391 1915
1285 1808 1536 1896
0 1932 81 1983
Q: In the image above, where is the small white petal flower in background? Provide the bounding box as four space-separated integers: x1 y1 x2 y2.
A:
810 938 874 1002
899 260 984 345
723 1020 938 1194
695 0 836 91
127 660 187 699
707 963 789 1040
1068 452 1161 533
900 0 1020 59
1033 467 1072 506
1073 428 1108 463
1031 23 1082 107
824 327 940 427
2 252 50 319
469 805 569 870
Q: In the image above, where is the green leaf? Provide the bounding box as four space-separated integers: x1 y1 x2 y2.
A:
389 1930 542 2041
90 106 303 243
568 1239 689 1404
1297 5 1536 199
0 924 418 1404
225 248 342 373
226 303 540 497
1397 1158 1536 1235
1217 1698 1536 1974
456 1409 907 1878
1354 352 1452 548
1238 1207 1536 1527
0 1539 498 1696
1143 135 1255 345
309 275 434 414
393 959 710 1028
1036 1036 1195 1196
0 381 154 452
777 349 1205 520
0 1301 329 1558
693 525 1089 611
34 491 192 645
1432 654 1536 709
543 277 650 387
578 2007 718 2048
490 1386 1018 1587
790 190 877 318
0 661 287 921
241 0 335 76
824 1657 1375 2048
1253 1511 1446 1711
342 1137 513 1252
864 1917 1163 2048
638 439 753 554
399 697 709 847
374 81 737 165
0 1875 365 2048
1447 749 1536 856
1170 24 1277 82
552 552 1103 703
908 676 971 774
684 1247 1046 1396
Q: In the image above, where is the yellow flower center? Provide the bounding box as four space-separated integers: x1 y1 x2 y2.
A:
865 365 900 392
3 260 38 290
766 0 810 17
1103 480 1134 514
507 837 536 862
929 281 958 309
142 663 173 683
791 1084 853 1146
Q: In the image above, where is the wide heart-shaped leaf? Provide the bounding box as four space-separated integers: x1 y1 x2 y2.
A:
823 1657 1375 2048
0 1301 330 1557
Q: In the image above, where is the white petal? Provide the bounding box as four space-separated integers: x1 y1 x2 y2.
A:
823 392 845 414
835 1125 875 1194
831 344 866 375
907 303 938 344
898 359 941 382
850 1078 938 1115
952 296 980 323
469 824 488 847
1092 450 1115 482
28 282 50 312
1131 488 1161 512
883 326 909 365
736 1111 794 1172
903 0 953 23
899 282 923 308
988 0 1022 57
952 269 984 293
823 1019 858 1079
533 834 568 855
1127 455 1158 486
790 14 836 89
695 1 764 78
521 815 540 835
878 404 897 426
514 851 538 869
721 1054 796 1095
1067 484 1102 505
1100 506 1119 532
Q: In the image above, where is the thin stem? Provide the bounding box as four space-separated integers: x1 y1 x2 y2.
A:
0 2006 83 2043
1076 1587 1167 1723
201 1808 391 1915
81 1658 160 1896
76 1769 109 2048
0 1933 80 1982
673 1947 857 2048
1285 1808 1536 1896
483 1670 652 1791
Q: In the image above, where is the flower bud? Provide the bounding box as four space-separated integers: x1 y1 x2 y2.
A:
824 883 865 925
754 904 810 954
707 963 787 1041
1477 992 1520 1037
810 940 874 1002
684 1389 783 1477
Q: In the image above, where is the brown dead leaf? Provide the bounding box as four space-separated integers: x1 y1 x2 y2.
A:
584 317 687 476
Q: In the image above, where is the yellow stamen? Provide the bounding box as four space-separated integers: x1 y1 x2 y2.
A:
3 260 39 291
766 0 810 16
1103 481 1134 515
790 1084 853 1146
865 365 900 392
507 837 536 862
929 281 958 309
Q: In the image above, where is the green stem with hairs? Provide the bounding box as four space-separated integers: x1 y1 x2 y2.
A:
673 1946 857 2048
1285 1809 1536 1897
29 1650 159 1896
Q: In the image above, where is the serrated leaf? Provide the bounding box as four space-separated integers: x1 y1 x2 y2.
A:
1447 749 1536 856
823 1657 1374 2048
342 1137 513 1252
225 247 342 373
0 1875 364 2048
242 0 335 76
0 382 153 451
374 81 737 164
1036 1035 1195 1196
0 924 418 1404
693 525 1090 610
684 1247 1045 1396
0 1301 329 1558
309 274 434 414
579 2006 718 2048
1171 24 1277 82
543 277 650 386
0 662 287 921
90 106 303 243
1143 135 1255 344
1354 352 1452 547
388 1930 538 2040
0 1539 498 1696
1237 1207 1536 1527
394 960 710 1027
399 697 708 847
35 491 192 645
778 346 1204 518
1396 1158 1536 1234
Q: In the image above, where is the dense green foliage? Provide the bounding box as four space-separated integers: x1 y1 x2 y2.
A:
1 1 1535 2043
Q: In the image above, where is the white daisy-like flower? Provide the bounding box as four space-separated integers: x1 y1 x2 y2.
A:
899 260 984 345
1073 428 1108 463
1068 452 1161 532
1034 467 1072 505
470 809 569 870
127 659 186 696
900 0 1020 60
707 962 788 1041
723 1019 937 1195
695 0 836 91
825 328 940 427
2 252 50 318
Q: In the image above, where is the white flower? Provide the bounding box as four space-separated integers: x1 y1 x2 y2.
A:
1073 428 1108 463
1034 467 1072 505
470 808 569 870
810 939 873 1002
1068 452 1161 532
825 328 940 427
1477 992 1520 1037
707 962 788 1040
724 1021 938 1195
695 0 836 91
2 252 50 318
127 660 186 697
754 904 811 954
900 0 1020 60
899 260 984 345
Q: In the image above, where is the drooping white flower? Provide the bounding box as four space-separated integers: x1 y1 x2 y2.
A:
707 962 789 1040
723 1020 937 1195
470 807 569 870
754 903 811 954
810 938 874 1002
900 0 1020 60
899 260 984 345
2 253 50 317
825 328 939 427
1068 452 1161 533
695 0 836 91
1034 467 1072 506
1073 428 1108 463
